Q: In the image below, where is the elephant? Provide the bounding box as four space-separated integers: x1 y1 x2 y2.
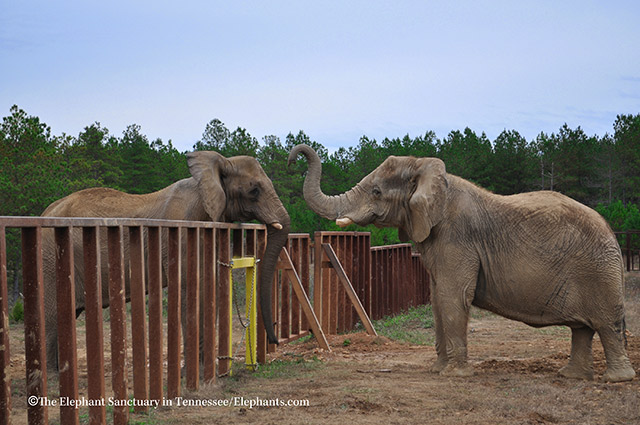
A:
288 143 636 382
41 151 284 370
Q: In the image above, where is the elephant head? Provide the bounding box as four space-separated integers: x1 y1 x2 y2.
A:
288 144 447 243
187 151 288 344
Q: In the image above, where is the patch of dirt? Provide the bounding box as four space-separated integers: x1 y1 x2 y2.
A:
7 273 640 424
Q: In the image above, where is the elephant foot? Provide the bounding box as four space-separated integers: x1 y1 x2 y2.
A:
558 363 594 381
602 364 636 383
440 363 475 377
429 357 448 374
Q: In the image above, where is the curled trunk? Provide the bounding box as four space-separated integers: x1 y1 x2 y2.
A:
288 144 354 221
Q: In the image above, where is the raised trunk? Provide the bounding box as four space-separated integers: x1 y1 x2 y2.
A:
258 213 290 345
288 144 352 220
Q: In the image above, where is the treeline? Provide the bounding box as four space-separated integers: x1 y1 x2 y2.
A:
2 104 640 246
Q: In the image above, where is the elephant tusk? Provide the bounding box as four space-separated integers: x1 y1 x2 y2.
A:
336 217 353 228
271 222 283 230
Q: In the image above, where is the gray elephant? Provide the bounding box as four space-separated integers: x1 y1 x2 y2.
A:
42 151 284 369
289 144 636 382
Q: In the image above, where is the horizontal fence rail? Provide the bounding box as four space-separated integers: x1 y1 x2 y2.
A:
0 216 266 425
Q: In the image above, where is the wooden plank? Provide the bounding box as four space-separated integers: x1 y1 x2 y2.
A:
313 232 324 328
329 236 338 334
255 229 267 364
202 228 216 382
217 229 231 376
0 226 11 424
147 226 163 402
22 226 48 425
0 216 267 230
107 226 128 425
166 227 181 399
55 227 79 425
186 227 200 390
280 241 290 339
280 248 330 351
128 226 149 413
322 244 377 337
290 238 300 336
82 226 107 424
300 237 310 331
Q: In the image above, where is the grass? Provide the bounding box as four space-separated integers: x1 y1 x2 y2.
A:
227 354 323 381
372 304 434 345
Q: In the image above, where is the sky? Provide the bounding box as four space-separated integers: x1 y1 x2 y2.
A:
1 1 639 153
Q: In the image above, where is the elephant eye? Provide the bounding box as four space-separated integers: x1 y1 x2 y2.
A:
372 187 382 197
249 187 260 199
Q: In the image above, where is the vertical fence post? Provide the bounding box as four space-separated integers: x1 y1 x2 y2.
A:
55 226 79 425
22 226 48 425
218 228 231 376
202 227 217 382
107 226 128 425
280 239 290 339
82 226 107 424
626 231 632 272
0 226 10 424
167 227 181 399
290 238 300 336
186 227 200 391
256 228 268 364
300 236 310 331
128 226 149 413
147 226 163 402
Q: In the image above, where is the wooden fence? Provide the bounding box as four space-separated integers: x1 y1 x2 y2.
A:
312 231 430 333
614 231 640 272
0 216 267 425
1 218 431 424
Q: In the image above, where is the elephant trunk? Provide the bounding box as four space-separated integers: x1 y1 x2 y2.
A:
288 144 356 222
258 208 290 345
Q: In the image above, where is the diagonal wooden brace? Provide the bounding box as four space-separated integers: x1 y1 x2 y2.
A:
322 243 378 337
279 248 331 351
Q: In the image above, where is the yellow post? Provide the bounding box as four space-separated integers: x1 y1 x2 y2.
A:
229 257 258 371
245 263 257 370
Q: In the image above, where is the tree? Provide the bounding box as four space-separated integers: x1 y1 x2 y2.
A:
0 105 67 216
490 130 537 195
613 114 640 205
436 128 493 189
558 124 599 203
0 105 68 303
533 131 558 191
193 118 231 152
194 118 259 157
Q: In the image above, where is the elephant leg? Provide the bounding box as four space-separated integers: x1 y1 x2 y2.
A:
429 278 447 373
597 324 636 382
435 272 476 377
558 326 595 380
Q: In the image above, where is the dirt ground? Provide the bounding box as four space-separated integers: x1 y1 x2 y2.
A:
8 273 640 424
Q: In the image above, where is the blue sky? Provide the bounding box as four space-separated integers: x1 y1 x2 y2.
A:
1 1 639 153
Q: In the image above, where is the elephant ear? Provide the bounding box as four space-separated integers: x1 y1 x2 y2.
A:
406 158 448 243
186 151 231 221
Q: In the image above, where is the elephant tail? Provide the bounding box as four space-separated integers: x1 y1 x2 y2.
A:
623 316 628 349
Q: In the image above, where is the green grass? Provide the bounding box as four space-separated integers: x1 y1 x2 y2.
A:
227 354 323 381
372 304 434 345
